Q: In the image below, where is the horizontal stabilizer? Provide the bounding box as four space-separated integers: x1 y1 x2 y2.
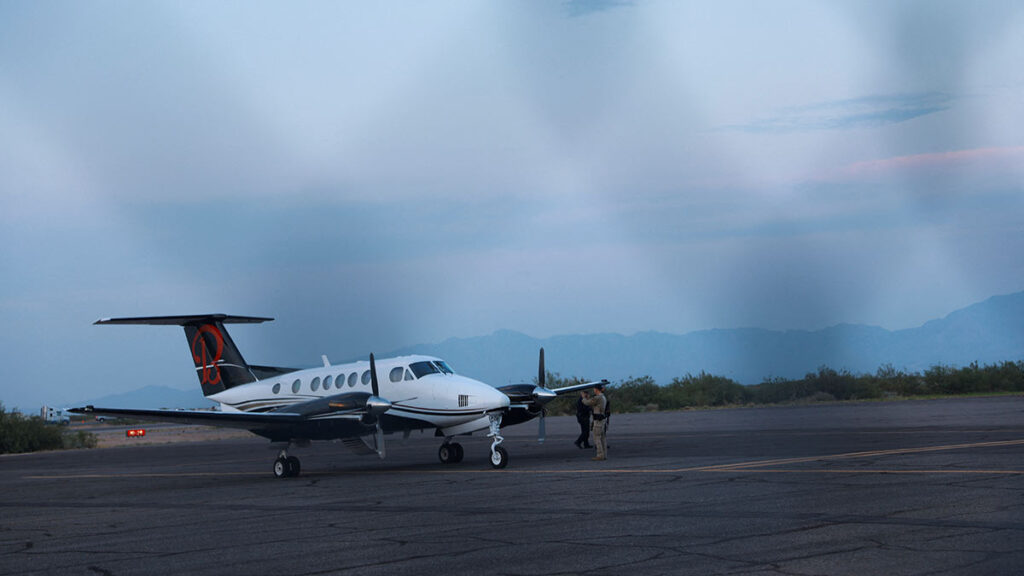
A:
95 314 273 326
93 313 275 395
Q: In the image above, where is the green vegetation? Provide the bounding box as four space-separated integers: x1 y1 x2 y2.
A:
0 404 97 454
543 360 1024 415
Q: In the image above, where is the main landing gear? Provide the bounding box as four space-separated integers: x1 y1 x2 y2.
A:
436 412 510 469
273 449 301 478
438 441 464 464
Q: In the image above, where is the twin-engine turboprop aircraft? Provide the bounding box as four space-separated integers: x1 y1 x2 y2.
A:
71 315 606 478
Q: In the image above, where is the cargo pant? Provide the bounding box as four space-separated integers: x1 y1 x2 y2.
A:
591 417 607 459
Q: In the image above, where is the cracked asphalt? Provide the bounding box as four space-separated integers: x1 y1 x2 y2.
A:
2 396 1022 575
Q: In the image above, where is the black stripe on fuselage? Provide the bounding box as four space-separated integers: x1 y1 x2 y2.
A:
388 404 489 418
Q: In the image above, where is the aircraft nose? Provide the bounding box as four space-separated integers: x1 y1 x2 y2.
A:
492 385 511 409
471 378 509 410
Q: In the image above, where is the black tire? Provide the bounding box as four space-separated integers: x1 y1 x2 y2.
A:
451 443 464 463
490 446 509 469
438 444 453 464
273 457 289 479
287 456 301 477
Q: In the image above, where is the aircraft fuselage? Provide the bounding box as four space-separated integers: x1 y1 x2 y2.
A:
210 354 510 436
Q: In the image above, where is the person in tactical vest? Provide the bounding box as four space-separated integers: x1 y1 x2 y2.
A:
581 383 608 461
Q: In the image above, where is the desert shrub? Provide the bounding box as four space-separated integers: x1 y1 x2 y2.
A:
749 377 815 404
610 376 660 412
808 391 836 402
62 430 98 449
804 366 881 400
0 403 98 453
0 404 64 454
533 358 1024 417
873 364 926 396
666 373 749 407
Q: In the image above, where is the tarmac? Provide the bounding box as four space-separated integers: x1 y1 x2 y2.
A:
2 396 1022 575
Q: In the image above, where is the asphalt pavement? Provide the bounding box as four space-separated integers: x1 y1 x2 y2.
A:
2 396 1022 575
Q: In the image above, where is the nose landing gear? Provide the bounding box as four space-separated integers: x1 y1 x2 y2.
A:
487 412 509 469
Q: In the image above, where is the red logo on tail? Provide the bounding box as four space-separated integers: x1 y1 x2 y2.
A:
191 324 224 386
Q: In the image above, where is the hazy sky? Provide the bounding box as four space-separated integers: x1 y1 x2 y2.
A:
2 1 1022 410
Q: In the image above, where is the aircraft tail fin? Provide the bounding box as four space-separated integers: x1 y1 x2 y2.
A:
95 314 274 396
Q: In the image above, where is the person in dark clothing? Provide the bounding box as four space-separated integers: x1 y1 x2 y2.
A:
574 392 592 449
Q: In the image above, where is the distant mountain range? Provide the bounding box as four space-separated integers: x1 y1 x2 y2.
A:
391 291 1024 386
74 385 210 411
76 291 1024 408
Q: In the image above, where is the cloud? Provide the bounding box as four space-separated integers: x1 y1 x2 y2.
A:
729 92 954 133
828 146 1024 182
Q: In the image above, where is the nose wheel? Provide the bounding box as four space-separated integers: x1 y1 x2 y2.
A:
490 446 509 469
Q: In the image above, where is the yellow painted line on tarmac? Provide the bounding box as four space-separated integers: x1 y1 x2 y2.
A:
699 438 1024 471
25 439 1024 479
701 468 1024 475
321 466 1023 476
26 472 266 479
426 438 1024 475
26 466 1024 480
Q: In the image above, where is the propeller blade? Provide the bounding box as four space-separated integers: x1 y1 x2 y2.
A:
369 353 380 398
538 411 546 444
532 348 556 406
538 348 545 388
374 426 386 459
368 353 385 458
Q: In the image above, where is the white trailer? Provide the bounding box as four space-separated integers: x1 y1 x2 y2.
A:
41 405 70 425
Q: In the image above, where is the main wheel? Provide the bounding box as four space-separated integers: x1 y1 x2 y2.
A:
273 457 289 478
287 456 301 477
490 446 509 469
451 443 464 463
439 444 454 464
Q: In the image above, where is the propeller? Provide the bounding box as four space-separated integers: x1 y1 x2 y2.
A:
535 348 551 443
538 347 545 388
370 353 380 397
368 353 386 458
531 347 557 404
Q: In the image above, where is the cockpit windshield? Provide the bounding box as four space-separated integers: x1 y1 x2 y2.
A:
409 360 455 379
409 361 440 379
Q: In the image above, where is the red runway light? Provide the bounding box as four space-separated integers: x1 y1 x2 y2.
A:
126 429 146 437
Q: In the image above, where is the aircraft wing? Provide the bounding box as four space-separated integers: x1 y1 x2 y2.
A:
68 406 306 429
69 390 389 431
550 379 610 396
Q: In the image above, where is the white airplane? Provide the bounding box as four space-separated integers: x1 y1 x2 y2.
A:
71 314 606 478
